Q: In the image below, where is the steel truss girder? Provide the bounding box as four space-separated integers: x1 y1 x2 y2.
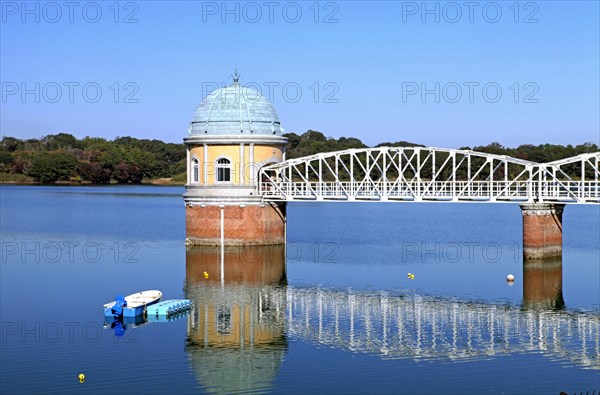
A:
259 148 600 204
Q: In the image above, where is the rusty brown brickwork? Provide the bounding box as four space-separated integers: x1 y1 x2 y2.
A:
520 203 565 260
186 203 286 245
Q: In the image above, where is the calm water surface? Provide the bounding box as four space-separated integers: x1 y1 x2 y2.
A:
1 185 599 394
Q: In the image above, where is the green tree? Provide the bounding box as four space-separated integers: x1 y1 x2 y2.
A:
473 142 506 155
0 136 23 152
375 140 424 148
41 133 80 150
26 152 78 183
0 151 14 172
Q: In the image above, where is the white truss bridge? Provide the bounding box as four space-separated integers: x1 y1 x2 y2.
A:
259 148 600 204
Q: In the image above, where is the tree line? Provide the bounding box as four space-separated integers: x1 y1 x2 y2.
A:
283 130 598 163
0 131 597 184
0 133 185 184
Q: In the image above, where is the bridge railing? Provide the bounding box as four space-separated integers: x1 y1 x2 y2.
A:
261 181 536 202
538 181 600 203
268 180 600 203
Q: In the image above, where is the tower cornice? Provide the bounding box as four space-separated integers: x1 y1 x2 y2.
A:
184 134 288 146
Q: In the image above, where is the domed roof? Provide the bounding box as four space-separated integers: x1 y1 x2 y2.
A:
189 72 283 136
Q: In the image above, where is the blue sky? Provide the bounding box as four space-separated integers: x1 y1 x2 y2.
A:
1 1 599 147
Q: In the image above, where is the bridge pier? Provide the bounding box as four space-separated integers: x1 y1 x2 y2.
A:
519 203 565 260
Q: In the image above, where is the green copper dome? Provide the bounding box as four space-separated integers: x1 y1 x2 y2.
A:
189 72 283 136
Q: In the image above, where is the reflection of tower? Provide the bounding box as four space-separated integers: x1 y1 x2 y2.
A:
522 258 564 310
186 245 286 285
183 71 288 246
185 245 287 394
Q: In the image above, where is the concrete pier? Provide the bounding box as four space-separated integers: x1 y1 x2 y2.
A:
520 203 565 260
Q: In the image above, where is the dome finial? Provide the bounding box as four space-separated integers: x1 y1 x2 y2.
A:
232 66 240 84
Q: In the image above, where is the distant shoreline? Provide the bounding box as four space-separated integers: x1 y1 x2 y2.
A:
0 178 185 186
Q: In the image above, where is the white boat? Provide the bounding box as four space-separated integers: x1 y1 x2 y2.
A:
103 290 162 318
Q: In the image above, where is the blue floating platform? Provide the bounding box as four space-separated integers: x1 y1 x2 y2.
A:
146 299 192 317
146 310 190 323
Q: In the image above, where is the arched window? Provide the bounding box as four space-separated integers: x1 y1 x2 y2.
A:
192 159 199 183
216 158 231 183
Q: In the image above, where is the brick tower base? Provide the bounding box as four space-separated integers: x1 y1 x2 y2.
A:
186 202 286 246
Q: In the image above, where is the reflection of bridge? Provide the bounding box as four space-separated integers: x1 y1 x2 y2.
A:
285 287 599 369
185 246 599 371
260 148 600 203
185 281 599 372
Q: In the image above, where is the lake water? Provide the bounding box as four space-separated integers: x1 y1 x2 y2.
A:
1 185 599 394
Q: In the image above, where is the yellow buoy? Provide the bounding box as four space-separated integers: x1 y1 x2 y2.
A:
407 273 415 280
78 373 85 381
203 271 209 279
